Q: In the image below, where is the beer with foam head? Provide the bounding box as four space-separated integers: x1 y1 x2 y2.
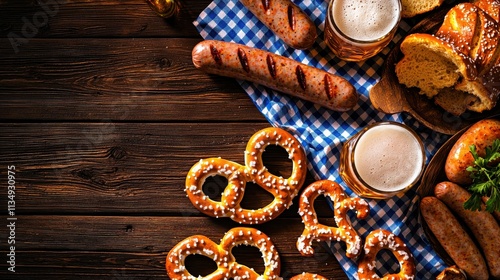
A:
339 122 425 199
324 0 402 61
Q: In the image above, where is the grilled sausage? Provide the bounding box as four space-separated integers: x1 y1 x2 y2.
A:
240 0 317 49
434 181 500 279
192 40 358 111
420 196 488 280
445 118 500 185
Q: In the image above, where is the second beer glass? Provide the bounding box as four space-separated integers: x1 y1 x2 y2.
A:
324 0 402 61
339 122 425 199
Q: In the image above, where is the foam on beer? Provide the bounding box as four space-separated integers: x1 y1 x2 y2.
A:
331 0 401 42
353 124 423 192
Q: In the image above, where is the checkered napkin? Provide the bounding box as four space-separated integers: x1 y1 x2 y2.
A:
194 0 451 279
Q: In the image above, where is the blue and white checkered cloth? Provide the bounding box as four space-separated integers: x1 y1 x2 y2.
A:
194 0 451 278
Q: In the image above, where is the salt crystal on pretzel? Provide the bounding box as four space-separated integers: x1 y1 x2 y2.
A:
166 227 281 279
297 180 369 259
290 272 329 280
357 229 416 280
185 127 307 224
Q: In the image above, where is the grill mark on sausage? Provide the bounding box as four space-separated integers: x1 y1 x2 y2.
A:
266 55 277 79
324 75 337 100
288 5 296 31
262 0 270 11
296 65 306 90
237 48 250 72
210 44 222 65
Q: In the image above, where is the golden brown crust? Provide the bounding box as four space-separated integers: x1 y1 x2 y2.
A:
357 229 416 280
436 265 467 280
444 118 500 185
435 4 479 62
472 0 500 22
296 180 369 259
185 127 307 224
166 227 281 279
290 272 329 280
436 3 500 76
397 1 500 115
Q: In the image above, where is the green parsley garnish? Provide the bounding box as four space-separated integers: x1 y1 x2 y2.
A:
465 139 500 212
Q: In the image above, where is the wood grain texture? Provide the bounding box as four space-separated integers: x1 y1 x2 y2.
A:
0 38 262 121
0 0 350 278
0 0 205 38
0 123 337 217
0 216 343 278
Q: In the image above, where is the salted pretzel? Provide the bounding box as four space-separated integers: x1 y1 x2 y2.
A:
357 229 416 280
185 127 307 224
166 227 281 279
290 272 328 280
297 180 369 259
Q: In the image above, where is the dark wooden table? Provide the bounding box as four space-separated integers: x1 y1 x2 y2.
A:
0 0 348 279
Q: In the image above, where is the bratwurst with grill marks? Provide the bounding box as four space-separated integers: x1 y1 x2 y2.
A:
192 40 358 112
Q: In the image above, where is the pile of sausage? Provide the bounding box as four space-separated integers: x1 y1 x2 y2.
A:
420 119 500 280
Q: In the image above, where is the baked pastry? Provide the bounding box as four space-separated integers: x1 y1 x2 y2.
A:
166 227 282 279
436 266 467 280
357 229 416 280
472 0 500 22
395 1 500 116
401 0 445 18
185 127 307 224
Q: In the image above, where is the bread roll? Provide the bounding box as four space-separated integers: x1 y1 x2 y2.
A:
396 2 500 116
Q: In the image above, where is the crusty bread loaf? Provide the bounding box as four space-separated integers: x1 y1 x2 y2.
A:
472 0 500 22
395 2 500 115
436 3 499 76
434 2 499 114
401 0 445 18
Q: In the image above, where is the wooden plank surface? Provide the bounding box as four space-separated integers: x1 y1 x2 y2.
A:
0 0 350 278
0 0 204 38
0 216 343 279
0 123 334 216
0 37 261 121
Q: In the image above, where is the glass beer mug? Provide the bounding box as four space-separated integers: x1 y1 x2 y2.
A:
324 0 402 61
339 122 425 199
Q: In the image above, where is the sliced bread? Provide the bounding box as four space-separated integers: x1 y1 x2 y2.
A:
395 33 476 98
401 0 445 18
395 2 500 115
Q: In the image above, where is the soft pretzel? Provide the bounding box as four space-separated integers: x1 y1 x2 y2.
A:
166 227 281 280
290 272 329 280
185 127 307 224
296 180 369 259
357 229 416 280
